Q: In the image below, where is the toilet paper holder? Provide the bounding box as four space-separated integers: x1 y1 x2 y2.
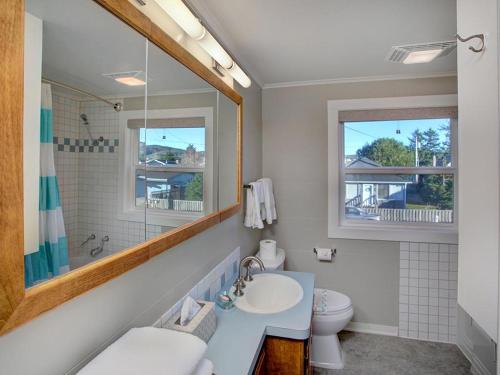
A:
313 248 336 256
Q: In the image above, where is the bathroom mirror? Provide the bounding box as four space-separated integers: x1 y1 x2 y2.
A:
23 0 148 287
15 0 242 294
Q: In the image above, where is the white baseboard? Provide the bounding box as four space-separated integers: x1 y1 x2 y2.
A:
345 322 399 337
457 341 492 375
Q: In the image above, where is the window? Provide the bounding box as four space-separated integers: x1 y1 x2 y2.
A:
343 117 456 224
328 95 458 243
118 108 213 226
136 126 206 212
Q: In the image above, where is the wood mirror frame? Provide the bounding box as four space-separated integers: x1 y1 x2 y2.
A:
0 0 243 335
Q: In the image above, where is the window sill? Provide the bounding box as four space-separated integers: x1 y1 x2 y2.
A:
117 208 204 228
328 222 458 244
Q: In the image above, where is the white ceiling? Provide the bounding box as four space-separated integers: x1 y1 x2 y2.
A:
26 0 211 97
189 0 457 87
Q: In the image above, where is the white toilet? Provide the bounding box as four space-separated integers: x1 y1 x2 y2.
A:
256 249 353 369
311 288 353 369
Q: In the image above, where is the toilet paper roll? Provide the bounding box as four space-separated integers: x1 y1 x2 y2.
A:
315 248 332 262
260 239 277 260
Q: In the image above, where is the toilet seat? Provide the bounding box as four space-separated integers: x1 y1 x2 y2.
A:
313 288 352 316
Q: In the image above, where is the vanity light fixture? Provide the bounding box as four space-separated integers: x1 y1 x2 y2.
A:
154 0 252 88
226 62 252 88
103 71 146 86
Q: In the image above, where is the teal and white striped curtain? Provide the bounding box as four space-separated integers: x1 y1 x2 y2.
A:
24 83 69 287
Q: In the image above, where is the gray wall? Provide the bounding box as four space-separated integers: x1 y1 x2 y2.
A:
262 77 457 327
0 84 262 375
457 306 497 374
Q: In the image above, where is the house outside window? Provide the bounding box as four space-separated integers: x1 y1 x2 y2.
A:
328 95 458 243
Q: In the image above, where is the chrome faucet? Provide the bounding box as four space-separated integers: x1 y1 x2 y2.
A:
90 235 109 257
233 256 266 297
241 256 265 282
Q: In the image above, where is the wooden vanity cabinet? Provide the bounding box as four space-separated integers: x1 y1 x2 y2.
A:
253 334 312 375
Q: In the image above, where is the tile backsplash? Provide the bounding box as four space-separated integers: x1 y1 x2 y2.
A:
154 247 241 328
399 242 458 343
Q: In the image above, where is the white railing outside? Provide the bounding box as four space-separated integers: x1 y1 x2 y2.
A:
148 198 203 212
363 207 453 223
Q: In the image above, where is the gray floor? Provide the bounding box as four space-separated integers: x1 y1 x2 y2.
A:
313 332 472 375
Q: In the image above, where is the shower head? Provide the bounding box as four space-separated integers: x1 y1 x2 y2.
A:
80 113 89 125
79 113 98 145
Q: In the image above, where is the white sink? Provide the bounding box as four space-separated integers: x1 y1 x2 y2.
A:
234 273 304 314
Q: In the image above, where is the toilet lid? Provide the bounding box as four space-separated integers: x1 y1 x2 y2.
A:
313 288 352 315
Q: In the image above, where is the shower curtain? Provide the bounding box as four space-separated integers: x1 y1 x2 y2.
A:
24 83 69 287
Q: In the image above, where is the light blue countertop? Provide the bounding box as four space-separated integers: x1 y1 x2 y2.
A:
205 271 315 375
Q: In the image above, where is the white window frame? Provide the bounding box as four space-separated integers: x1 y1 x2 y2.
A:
328 95 458 243
118 107 214 227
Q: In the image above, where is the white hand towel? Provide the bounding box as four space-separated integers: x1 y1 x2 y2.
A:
244 188 254 228
191 359 214 375
252 180 265 203
180 296 202 326
258 178 277 224
77 327 207 375
244 183 264 229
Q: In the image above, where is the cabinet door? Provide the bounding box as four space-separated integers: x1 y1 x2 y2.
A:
253 346 266 375
265 336 305 375
457 0 499 341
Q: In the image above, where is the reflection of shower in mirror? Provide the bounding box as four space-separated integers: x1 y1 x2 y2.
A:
22 0 240 283
80 113 103 145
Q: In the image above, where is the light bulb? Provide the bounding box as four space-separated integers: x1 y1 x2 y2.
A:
197 32 233 69
154 0 204 39
403 49 443 64
228 63 251 88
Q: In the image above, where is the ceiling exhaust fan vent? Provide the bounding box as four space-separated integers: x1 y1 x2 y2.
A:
386 40 457 63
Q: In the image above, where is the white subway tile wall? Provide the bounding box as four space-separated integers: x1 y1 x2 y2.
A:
153 247 241 328
76 100 150 262
52 92 164 269
399 242 458 343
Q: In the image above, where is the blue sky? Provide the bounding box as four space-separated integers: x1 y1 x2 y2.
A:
140 127 205 151
344 119 450 155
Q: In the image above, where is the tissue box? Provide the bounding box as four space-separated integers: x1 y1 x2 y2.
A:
165 301 216 343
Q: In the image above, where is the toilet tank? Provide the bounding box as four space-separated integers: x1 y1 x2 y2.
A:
256 248 285 270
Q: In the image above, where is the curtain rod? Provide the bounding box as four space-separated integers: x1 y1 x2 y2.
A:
41 78 122 112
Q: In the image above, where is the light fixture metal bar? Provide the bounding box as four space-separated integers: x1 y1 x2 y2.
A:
178 0 251 87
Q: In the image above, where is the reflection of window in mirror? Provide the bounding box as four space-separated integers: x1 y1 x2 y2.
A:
118 108 214 227
138 127 206 208
21 1 240 287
